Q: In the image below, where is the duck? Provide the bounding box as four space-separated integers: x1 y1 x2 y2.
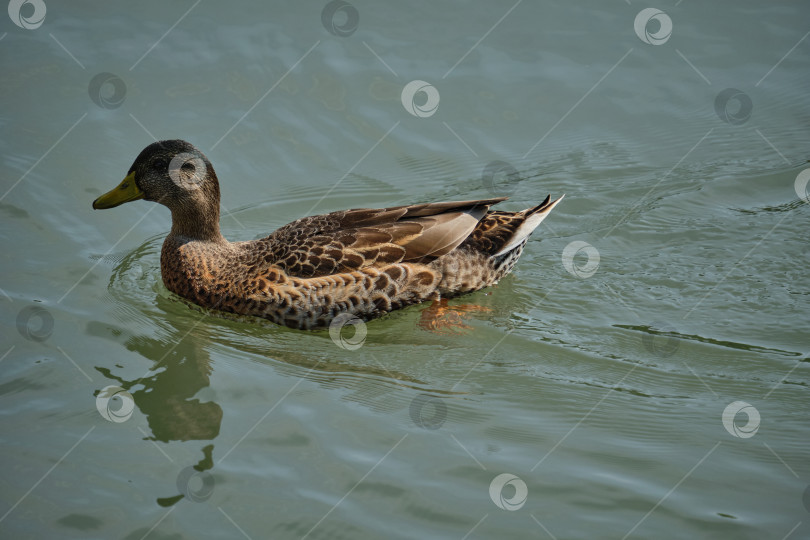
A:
93 140 563 330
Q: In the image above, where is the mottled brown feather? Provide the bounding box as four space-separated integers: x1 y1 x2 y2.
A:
258 199 504 278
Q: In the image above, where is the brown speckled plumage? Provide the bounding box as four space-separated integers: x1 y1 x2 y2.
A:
94 140 563 330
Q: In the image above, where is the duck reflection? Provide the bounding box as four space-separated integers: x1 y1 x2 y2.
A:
95 337 222 443
94 301 222 507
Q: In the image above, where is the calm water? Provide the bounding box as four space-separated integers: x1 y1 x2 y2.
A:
2 1 809 538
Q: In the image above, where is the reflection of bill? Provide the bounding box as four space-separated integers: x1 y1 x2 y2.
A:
158 444 215 507
96 385 135 423
177 466 215 503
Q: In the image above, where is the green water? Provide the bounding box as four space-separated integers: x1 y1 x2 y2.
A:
2 1 808 539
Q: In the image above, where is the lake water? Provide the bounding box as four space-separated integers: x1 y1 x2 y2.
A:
2 1 808 538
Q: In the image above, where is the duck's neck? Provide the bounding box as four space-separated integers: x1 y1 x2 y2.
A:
168 203 227 244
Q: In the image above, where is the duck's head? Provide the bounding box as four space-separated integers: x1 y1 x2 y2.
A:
93 140 224 241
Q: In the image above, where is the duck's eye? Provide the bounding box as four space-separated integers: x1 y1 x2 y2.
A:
153 158 169 171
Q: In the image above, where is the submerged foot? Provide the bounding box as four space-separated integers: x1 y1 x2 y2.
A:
417 298 492 334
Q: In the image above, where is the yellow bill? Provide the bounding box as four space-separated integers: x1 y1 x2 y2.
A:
92 172 143 209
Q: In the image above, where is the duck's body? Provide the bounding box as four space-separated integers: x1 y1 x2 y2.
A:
93 140 563 330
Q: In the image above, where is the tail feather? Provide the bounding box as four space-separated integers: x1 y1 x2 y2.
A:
492 194 564 257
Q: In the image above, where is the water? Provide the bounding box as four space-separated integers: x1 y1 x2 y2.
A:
2 1 808 538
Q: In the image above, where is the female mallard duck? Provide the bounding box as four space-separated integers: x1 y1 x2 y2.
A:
93 140 563 330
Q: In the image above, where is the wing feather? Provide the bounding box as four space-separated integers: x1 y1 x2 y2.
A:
262 198 506 277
